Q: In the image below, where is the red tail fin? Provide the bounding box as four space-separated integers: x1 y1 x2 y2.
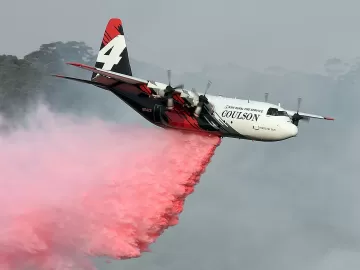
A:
92 18 132 80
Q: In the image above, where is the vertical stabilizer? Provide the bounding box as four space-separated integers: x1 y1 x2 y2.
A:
92 18 132 80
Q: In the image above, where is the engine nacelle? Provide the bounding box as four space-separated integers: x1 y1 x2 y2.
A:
194 105 202 117
167 97 174 110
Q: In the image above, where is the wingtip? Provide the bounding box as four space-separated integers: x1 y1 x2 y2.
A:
324 117 335 121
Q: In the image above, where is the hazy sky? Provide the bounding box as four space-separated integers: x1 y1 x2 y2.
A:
2 0 360 73
2 1 359 269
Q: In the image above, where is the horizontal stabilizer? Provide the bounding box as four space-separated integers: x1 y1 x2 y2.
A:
67 62 148 85
53 63 154 96
51 74 105 87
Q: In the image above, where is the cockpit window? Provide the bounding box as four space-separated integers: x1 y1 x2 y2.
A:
266 108 289 117
277 110 289 117
266 107 278 116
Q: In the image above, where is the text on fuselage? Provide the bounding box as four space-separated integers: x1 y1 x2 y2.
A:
222 110 260 121
224 105 264 113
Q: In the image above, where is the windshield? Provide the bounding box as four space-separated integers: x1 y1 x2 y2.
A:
266 108 289 117
266 108 278 116
277 110 289 117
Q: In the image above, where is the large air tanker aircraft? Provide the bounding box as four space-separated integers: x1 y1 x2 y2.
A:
54 18 334 142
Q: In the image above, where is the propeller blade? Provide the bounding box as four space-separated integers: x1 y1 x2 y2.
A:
192 88 199 98
167 69 171 85
205 80 212 95
173 84 184 90
301 116 310 122
297 97 302 113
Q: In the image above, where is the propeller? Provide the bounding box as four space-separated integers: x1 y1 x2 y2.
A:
163 69 184 110
291 97 310 126
193 80 212 117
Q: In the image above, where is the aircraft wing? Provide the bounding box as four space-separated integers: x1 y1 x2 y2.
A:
285 110 335 121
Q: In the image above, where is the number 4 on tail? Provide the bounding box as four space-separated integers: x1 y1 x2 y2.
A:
97 35 126 70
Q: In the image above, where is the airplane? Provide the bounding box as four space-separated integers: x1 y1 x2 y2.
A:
53 18 334 142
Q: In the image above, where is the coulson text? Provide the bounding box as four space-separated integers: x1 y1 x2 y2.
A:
221 110 260 122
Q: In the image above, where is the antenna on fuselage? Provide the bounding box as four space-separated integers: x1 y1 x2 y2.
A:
265 92 269 102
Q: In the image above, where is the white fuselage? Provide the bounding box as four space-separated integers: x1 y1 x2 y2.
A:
150 81 299 141
206 95 298 141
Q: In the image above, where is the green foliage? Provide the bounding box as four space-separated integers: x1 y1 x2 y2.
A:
0 55 42 118
0 41 98 121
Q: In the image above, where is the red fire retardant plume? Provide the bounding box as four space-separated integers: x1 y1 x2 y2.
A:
0 107 221 269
